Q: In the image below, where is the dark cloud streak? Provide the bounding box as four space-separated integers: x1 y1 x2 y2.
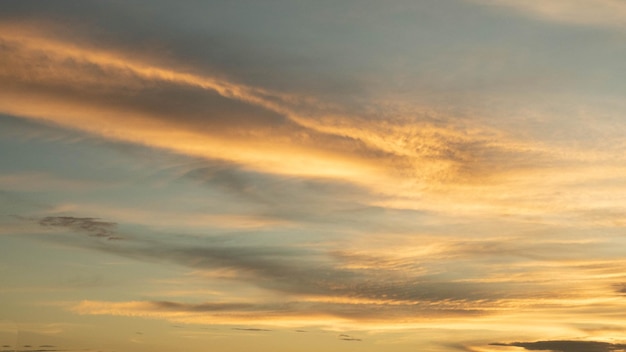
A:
338 334 361 341
491 340 626 352
232 328 272 332
39 216 120 240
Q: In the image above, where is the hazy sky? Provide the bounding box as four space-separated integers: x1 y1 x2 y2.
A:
1 1 626 351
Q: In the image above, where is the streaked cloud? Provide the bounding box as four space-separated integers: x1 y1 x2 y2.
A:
0 22 386 181
26 212 626 332
3 19 625 225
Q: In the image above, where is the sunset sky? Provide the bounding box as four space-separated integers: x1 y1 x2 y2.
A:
1 1 626 351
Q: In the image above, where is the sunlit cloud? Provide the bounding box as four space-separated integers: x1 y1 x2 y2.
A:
26 212 626 334
0 22 386 182
3 19 626 225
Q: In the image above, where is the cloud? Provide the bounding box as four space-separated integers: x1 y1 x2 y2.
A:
39 211 525 326
0 22 389 183
38 216 120 240
180 163 412 230
0 19 578 198
63 245 525 328
491 340 626 352
5 16 625 229
71 298 485 328
33 210 616 329
29 206 626 332
0 344 63 352
338 334 362 342
4 3 626 343
51 224 521 304
471 0 626 29
233 328 272 332
612 284 626 295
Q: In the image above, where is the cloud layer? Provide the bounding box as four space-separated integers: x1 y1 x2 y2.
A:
2 1 626 352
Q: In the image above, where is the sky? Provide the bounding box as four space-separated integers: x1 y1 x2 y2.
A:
1 1 626 351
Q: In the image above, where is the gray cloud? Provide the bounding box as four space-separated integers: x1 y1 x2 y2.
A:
491 340 626 352
178 161 483 241
32 209 570 323
122 240 520 304
33 214 534 321
338 334 361 342
39 216 120 240
0 0 377 103
153 301 255 313
102 298 484 323
181 164 398 227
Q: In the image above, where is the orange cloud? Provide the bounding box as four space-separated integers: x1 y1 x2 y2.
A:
2 20 626 225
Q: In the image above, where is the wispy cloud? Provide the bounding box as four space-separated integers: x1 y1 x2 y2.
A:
29 212 625 329
39 216 121 240
0 21 583 194
3 17 626 230
471 0 626 29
